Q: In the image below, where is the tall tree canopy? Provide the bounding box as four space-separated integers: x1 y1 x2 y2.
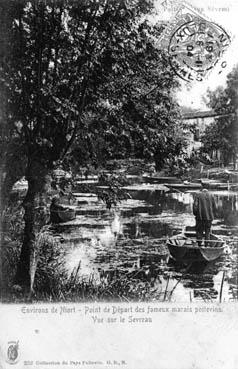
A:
0 0 181 289
201 65 238 166
69 23 182 170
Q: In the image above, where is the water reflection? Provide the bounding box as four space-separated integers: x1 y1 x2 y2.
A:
59 190 238 302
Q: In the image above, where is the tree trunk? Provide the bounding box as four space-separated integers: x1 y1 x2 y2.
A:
154 151 163 172
232 153 236 170
15 161 51 291
15 188 36 289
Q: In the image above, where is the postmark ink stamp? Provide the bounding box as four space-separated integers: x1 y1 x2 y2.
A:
156 2 232 82
168 19 230 82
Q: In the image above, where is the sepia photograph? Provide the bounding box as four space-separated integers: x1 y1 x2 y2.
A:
0 0 238 367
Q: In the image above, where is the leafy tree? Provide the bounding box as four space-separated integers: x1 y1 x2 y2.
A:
0 0 182 291
201 65 238 167
69 23 182 170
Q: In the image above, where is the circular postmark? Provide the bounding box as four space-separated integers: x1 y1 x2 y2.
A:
168 19 231 82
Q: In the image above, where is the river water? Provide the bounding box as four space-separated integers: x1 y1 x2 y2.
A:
56 188 238 303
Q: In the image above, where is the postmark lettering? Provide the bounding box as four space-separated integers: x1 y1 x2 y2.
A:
156 2 232 82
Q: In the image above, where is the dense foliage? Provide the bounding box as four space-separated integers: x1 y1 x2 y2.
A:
0 0 182 289
201 65 238 167
69 35 182 170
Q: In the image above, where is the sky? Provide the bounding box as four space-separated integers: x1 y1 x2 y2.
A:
154 0 238 109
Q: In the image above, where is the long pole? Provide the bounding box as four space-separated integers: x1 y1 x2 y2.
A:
219 270 226 303
163 274 170 301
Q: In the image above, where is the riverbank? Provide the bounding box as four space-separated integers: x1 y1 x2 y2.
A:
3 186 238 303
2 161 238 303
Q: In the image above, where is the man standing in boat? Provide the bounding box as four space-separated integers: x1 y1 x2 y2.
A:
193 181 217 247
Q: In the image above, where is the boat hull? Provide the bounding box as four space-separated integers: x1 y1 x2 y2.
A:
167 227 225 262
50 208 76 223
167 243 225 262
58 209 76 222
143 176 181 184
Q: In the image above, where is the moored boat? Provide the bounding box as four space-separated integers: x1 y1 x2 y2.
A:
142 176 181 184
167 182 231 191
57 208 76 222
50 207 76 223
166 226 225 262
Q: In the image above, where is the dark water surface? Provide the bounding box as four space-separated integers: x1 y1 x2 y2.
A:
57 189 238 302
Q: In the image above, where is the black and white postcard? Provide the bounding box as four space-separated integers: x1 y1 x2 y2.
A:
0 0 238 368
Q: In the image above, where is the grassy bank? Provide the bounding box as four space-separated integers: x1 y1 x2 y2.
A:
1 203 169 303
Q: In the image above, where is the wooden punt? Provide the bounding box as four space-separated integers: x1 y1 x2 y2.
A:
166 226 225 262
142 176 181 184
50 208 76 223
167 182 230 191
58 208 76 222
